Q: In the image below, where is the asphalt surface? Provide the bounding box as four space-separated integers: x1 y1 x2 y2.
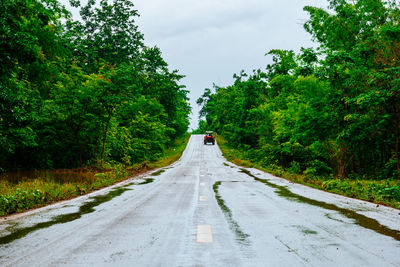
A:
1 135 400 266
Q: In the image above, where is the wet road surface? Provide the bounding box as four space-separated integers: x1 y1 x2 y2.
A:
1 135 400 266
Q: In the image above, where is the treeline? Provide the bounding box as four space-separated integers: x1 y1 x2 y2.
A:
0 0 190 172
198 0 400 179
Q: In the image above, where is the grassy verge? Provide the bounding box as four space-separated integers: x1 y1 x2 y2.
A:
147 135 189 169
217 136 400 210
0 135 190 217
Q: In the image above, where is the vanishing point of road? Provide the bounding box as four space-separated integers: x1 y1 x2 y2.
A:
1 135 399 266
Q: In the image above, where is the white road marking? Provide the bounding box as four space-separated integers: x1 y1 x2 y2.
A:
200 182 205 186
199 196 208 201
196 225 213 243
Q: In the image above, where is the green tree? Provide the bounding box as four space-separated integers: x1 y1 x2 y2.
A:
0 0 68 171
65 0 143 72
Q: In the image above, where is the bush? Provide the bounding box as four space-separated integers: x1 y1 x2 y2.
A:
382 157 399 179
260 144 280 166
304 160 332 176
289 161 301 174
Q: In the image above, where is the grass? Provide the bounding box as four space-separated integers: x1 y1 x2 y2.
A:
0 135 190 217
216 136 400 210
148 135 189 169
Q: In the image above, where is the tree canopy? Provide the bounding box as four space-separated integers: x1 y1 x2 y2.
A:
0 0 191 172
198 0 400 179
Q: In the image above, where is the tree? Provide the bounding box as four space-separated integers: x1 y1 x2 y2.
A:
65 0 144 72
198 0 400 179
0 0 68 171
0 0 191 172
304 0 400 177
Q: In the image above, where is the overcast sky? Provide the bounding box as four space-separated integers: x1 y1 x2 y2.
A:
61 0 328 130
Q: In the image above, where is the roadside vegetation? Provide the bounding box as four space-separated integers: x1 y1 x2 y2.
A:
0 135 189 216
218 136 400 209
197 0 400 209
0 0 191 216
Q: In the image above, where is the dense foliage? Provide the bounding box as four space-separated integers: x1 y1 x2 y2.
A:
198 0 400 180
0 0 190 172
0 135 189 216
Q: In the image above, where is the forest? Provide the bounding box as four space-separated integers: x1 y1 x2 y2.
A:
197 0 400 181
0 0 191 172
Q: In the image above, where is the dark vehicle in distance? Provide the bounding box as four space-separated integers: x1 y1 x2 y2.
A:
204 131 215 145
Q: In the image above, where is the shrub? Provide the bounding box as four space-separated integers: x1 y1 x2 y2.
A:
304 160 332 176
289 161 301 174
382 157 399 179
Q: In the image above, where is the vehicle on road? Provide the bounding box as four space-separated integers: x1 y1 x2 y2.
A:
204 131 215 145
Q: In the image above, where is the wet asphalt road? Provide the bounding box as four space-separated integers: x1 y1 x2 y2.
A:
1 135 400 266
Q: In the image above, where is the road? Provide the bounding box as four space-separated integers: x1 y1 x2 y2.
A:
0 135 399 266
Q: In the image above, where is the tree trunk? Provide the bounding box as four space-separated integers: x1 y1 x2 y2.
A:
338 142 347 179
73 128 82 169
395 119 400 176
101 114 111 166
79 146 83 171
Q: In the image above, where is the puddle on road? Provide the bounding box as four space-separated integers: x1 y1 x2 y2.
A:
139 178 154 184
302 229 318 235
239 169 400 242
151 169 165 176
223 163 235 169
124 178 154 187
0 178 154 245
213 181 250 246
291 225 318 235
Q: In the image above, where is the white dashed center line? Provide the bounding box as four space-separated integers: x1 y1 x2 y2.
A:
196 225 213 243
199 195 208 201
